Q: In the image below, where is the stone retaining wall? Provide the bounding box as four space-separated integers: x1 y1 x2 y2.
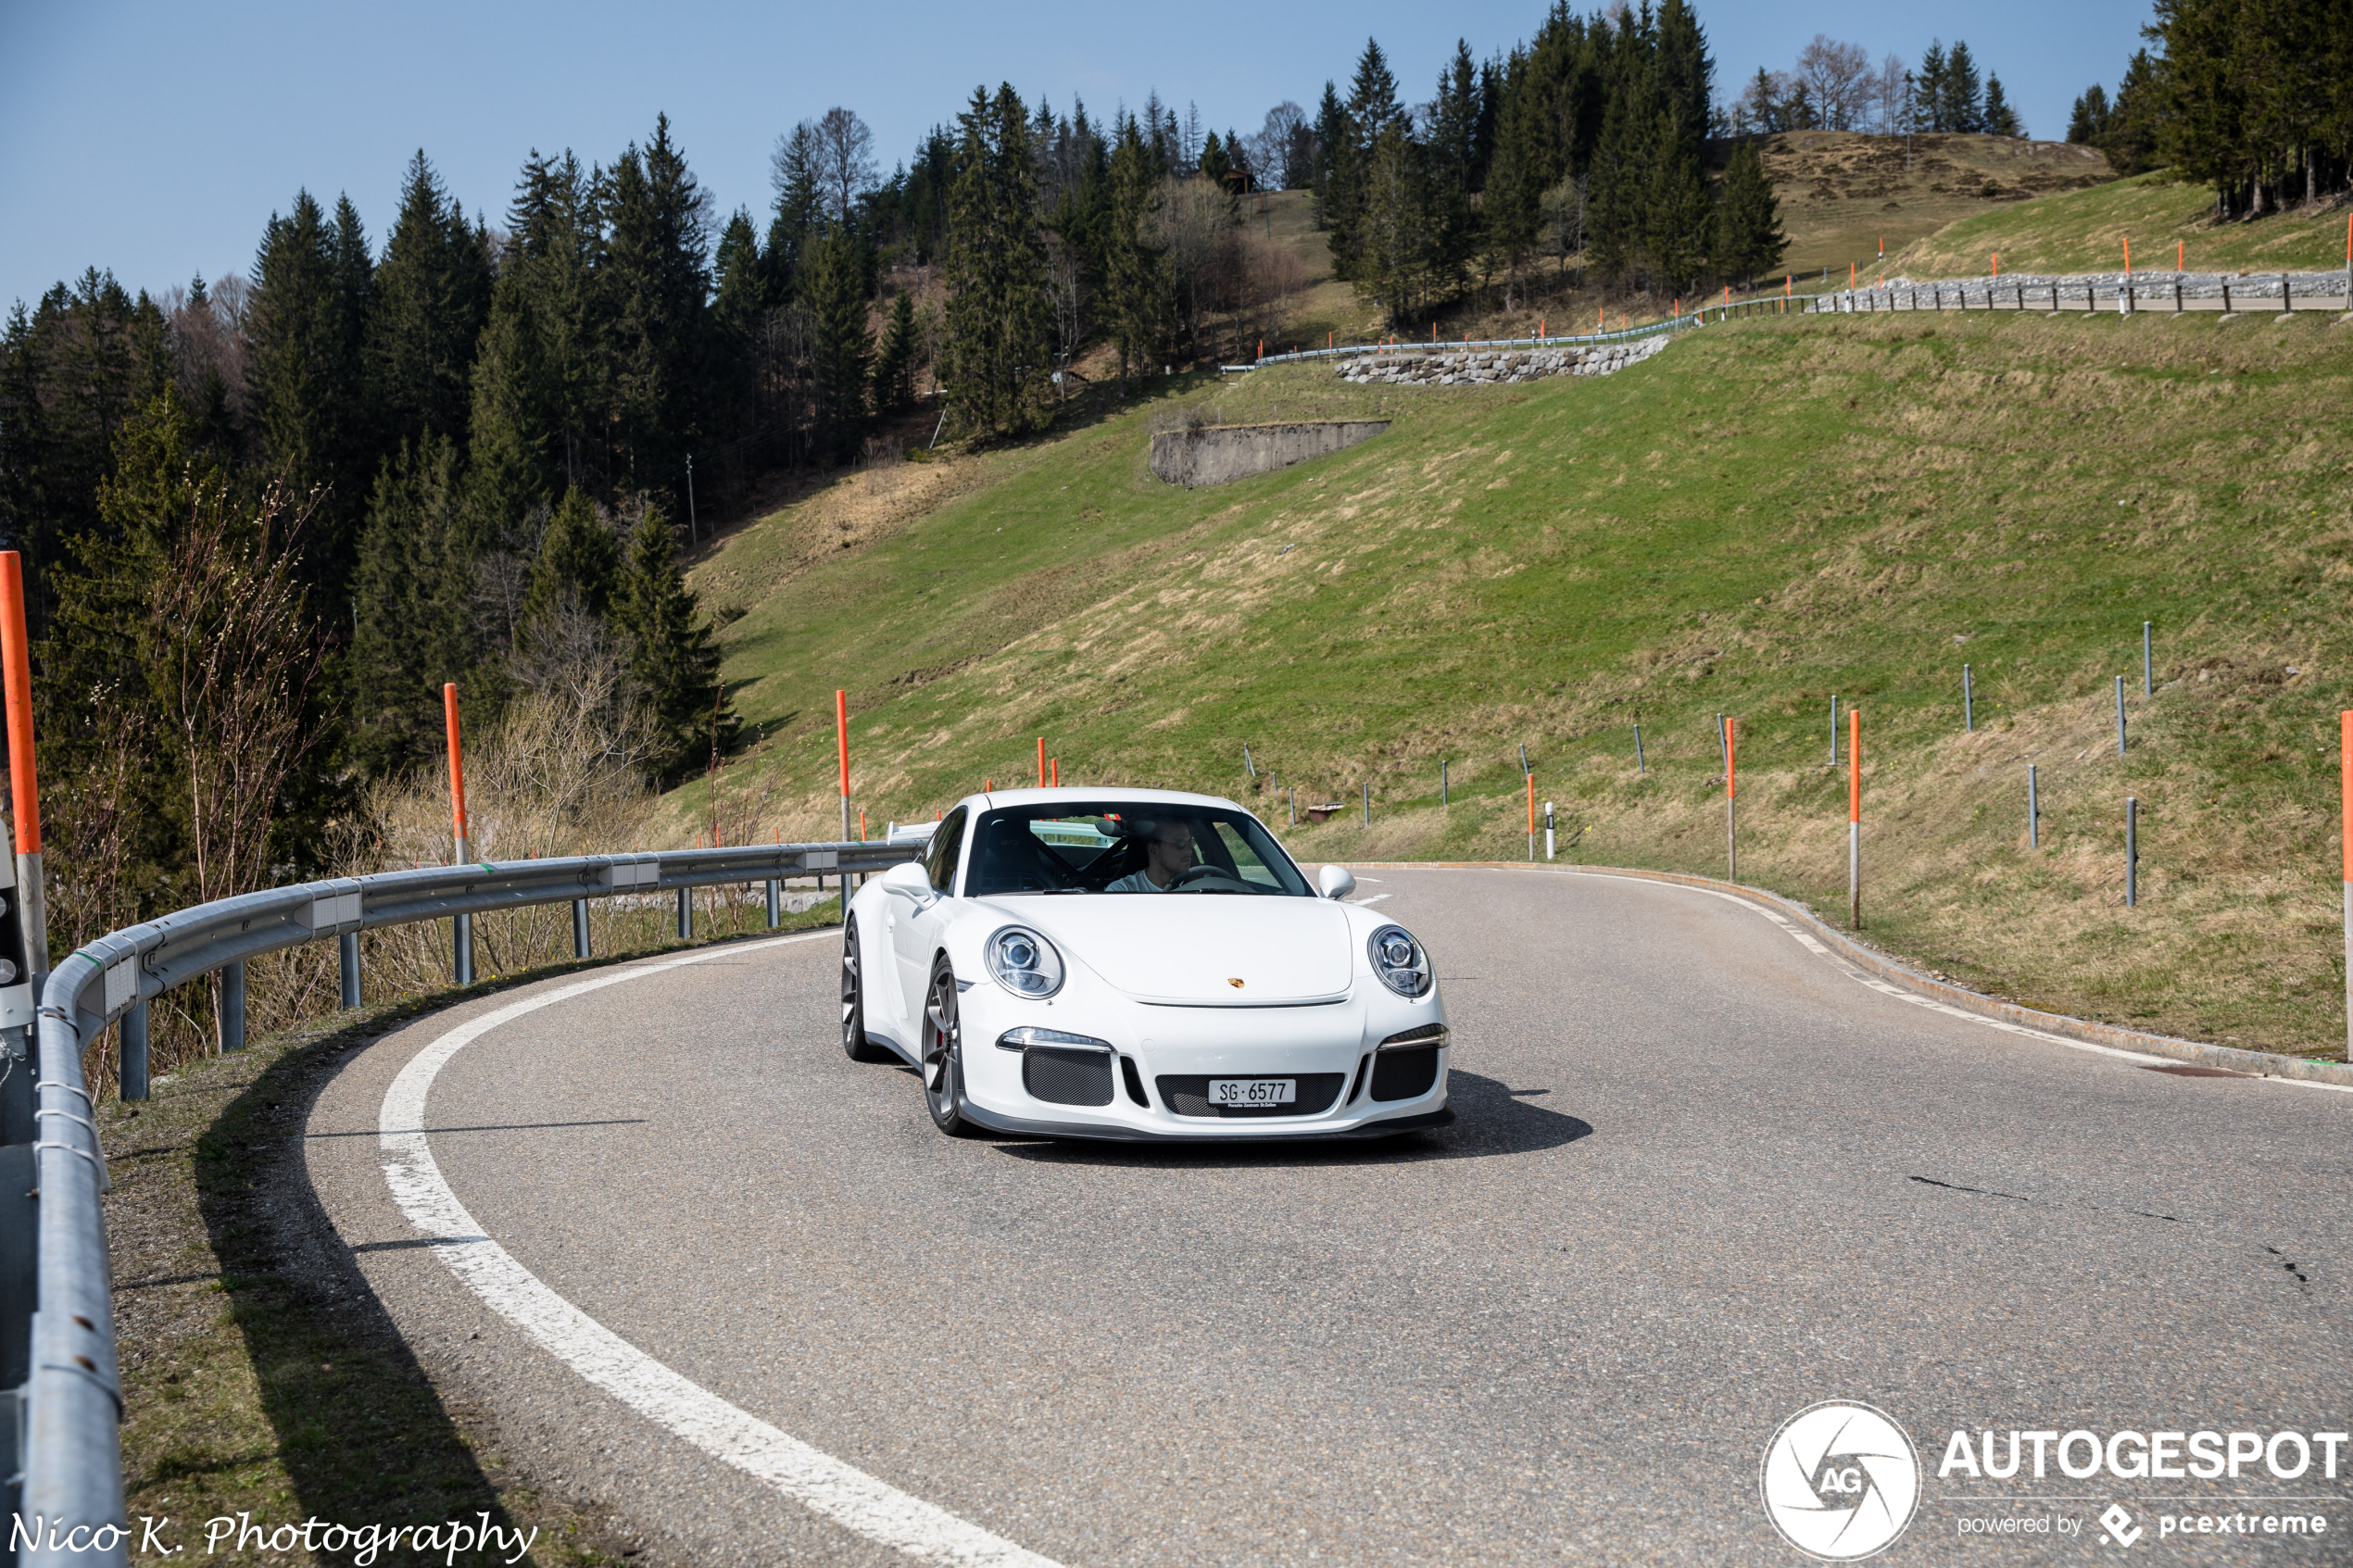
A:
1335 332 1673 387
1148 420 1391 487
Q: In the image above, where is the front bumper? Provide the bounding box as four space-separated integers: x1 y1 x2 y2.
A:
954 976 1451 1141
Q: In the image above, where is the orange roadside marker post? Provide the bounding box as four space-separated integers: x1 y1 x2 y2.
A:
2124 237 2132 276
1051 758 1059 787
1037 736 1046 787
1848 709 1863 929
0 550 53 1068
1526 769 1536 862
1725 718 1738 882
444 683 474 986
1993 252 1999 277
835 689 851 841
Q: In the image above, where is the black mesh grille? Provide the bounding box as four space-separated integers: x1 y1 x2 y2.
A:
1026 1047 1114 1106
1369 1047 1441 1101
1155 1073 1347 1118
1121 1057 1150 1107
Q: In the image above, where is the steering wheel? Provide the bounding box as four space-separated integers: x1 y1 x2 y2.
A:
1171 863 1240 890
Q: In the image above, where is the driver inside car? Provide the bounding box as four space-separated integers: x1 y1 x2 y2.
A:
1106 819 1195 892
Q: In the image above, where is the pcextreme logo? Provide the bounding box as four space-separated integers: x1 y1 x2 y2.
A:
1761 1401 1922 1561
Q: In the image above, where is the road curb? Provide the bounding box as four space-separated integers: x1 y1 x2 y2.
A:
1345 859 2353 1090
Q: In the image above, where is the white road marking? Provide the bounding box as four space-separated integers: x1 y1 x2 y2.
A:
378 933 1066 1568
1551 871 2251 1073
1349 894 1392 906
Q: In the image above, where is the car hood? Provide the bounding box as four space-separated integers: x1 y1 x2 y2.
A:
983 895 1356 1005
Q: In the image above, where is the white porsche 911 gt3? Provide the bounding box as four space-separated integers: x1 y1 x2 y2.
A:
839 787 1453 1141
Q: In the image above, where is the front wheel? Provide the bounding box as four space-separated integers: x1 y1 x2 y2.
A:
921 957 975 1136
841 919 891 1062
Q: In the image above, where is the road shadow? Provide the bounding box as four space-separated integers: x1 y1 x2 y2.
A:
988 1070 1592 1171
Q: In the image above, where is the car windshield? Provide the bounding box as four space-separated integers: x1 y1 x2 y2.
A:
963 803 1314 897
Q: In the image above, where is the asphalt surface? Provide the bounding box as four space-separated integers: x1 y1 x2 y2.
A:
304 868 2353 1565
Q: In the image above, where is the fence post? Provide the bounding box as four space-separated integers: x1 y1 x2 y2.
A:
1831 695 1839 766
1634 723 1645 774
1849 709 1862 929
1441 759 1448 805
2144 621 2153 696
339 932 360 1009
2125 797 2139 906
220 960 246 1051
837 689 852 842
1964 665 1974 733
2028 764 2040 848
444 684 473 988
2116 676 2128 757
574 898 593 957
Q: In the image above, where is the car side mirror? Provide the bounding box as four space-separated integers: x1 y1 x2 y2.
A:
881 859 936 902
1318 865 1357 900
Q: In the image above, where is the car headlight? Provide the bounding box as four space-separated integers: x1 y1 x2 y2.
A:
986 925 1065 997
1367 924 1432 997
996 1026 1110 1052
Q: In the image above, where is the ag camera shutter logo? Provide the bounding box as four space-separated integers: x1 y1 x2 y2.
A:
1760 1400 1921 1560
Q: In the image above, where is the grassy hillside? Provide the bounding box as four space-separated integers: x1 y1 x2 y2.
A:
1749 130 2117 282
682 310 2353 1059
1896 169 2353 278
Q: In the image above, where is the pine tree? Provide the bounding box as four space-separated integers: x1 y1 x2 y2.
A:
767 122 825 303
614 506 732 784
1710 140 1787 285
349 435 475 778
1314 82 1363 279
523 483 623 632
1347 39 1403 138
808 223 873 462
1198 131 1232 191
245 190 374 608
942 84 1053 436
1982 75 2021 138
371 151 492 452
2068 85 2111 143
1428 42 1483 295
871 289 920 415
1941 43 1984 134
1353 119 1432 328
1099 115 1171 375
1915 43 1948 131
605 115 712 512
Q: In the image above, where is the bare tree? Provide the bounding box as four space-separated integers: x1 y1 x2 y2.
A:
1795 36 1873 132
163 273 251 418
1251 102 1310 190
812 107 877 223
1148 175 1240 359
1870 53 1910 133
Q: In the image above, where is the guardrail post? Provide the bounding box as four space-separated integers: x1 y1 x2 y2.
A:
220 960 246 1051
120 1000 150 1100
676 885 693 941
573 898 591 959
765 879 781 930
2126 797 2139 907
338 931 360 1010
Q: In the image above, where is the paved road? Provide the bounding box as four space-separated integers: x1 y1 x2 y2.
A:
304 868 2353 1565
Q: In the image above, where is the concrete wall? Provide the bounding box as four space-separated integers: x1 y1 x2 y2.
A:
1148 420 1390 488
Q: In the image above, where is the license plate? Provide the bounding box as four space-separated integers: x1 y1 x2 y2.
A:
1207 1078 1296 1107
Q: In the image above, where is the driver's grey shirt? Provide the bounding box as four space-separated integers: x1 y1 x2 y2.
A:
1106 870 1173 893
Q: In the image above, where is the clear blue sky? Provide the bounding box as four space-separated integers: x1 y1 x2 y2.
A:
1 0 2156 310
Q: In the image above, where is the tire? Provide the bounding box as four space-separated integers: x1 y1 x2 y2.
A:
920 956 976 1136
841 919 891 1062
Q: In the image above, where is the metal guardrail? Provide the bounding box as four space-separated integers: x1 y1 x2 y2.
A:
1236 307 1714 371
18 838 921 1564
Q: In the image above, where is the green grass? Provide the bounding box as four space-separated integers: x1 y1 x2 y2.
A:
1897 169 2353 277
686 308 2353 1057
